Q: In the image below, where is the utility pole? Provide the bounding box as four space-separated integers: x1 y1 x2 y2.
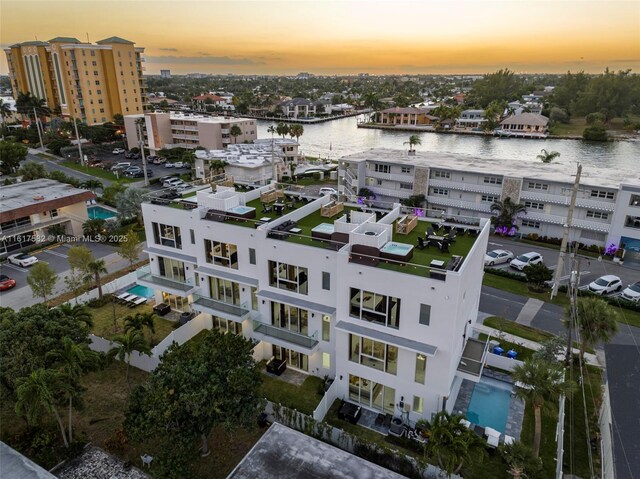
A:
72 118 83 164
136 118 149 187
565 257 581 366
551 163 582 299
33 108 45 150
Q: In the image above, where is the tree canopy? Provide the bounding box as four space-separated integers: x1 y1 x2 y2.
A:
0 140 28 174
467 69 526 108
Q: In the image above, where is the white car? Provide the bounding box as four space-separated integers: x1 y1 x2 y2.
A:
173 183 191 192
112 148 126 154
172 161 185 168
8 253 39 267
509 252 543 271
621 281 640 302
588 275 622 295
163 177 184 188
484 249 514 266
319 187 338 196
164 162 175 168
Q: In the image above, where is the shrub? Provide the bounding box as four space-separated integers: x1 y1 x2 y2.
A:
312 172 322 180
549 107 569 124
484 267 528 282
585 112 606 125
583 124 608 141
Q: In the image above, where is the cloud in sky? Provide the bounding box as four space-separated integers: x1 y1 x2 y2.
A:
158 47 178 52
145 55 265 66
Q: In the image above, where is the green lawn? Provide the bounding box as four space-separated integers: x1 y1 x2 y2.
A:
479 333 536 362
550 118 587 136
61 161 136 183
521 395 559 477
259 371 324 415
484 316 554 343
88 300 175 346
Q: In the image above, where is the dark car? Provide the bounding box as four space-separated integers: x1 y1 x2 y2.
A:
0 274 17 291
126 169 154 178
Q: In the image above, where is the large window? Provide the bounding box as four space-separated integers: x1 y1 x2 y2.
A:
205 240 238 269
415 354 427 384
349 334 397 375
208 277 240 305
374 164 390 173
483 176 502 185
350 288 401 329
273 345 308 371
527 182 548 191
524 201 544 210
271 302 309 336
432 170 450 179
419 304 431 326
586 210 609 220
152 222 182 249
590 190 615 200
268 261 308 295
212 316 241 335
348 374 395 415
158 257 185 282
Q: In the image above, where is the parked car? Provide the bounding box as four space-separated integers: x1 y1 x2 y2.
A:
0 274 16 291
112 148 126 154
172 183 191 192
588 275 622 295
484 249 514 266
160 175 178 184
127 169 154 178
509 252 543 270
7 253 39 267
163 177 184 187
164 162 175 168
172 161 185 168
152 157 167 165
111 162 131 172
621 281 640 302
319 187 338 196
124 166 142 173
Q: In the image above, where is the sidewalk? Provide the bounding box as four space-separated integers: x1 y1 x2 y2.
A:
475 321 602 368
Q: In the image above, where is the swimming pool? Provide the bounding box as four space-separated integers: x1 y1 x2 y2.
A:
126 284 155 298
88 205 117 220
312 223 335 234
466 377 512 433
229 205 255 214
380 242 413 255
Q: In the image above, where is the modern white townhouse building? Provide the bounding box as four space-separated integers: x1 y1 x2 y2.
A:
136 183 491 423
124 112 257 153
338 149 640 265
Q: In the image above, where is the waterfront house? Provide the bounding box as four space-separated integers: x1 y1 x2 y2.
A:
279 98 316 118
498 112 549 138
455 110 486 130
378 107 438 126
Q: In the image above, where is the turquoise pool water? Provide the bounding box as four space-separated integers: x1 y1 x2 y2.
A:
381 241 413 255
88 206 117 220
312 223 335 234
126 284 155 298
466 377 512 433
230 205 255 214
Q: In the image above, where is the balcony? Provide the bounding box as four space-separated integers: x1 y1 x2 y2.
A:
457 336 490 382
191 294 251 322
428 178 503 195
520 190 616 212
367 170 414 182
136 266 197 296
625 216 640 230
221 128 230 134
0 216 70 240
427 195 492 213
524 212 610 233
367 185 413 199
252 321 319 354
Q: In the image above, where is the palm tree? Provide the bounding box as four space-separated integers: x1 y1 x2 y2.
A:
124 312 156 337
82 218 106 239
0 98 12 134
86 259 108 299
425 411 483 475
500 440 541 479
490 197 527 235
80 179 104 194
512 359 575 458
288 123 304 143
15 92 49 122
536 149 561 164
15 369 70 447
46 337 100 442
58 303 94 329
568 296 619 360
404 134 422 152
266 124 277 137
229 125 243 144
108 330 151 389
276 122 289 139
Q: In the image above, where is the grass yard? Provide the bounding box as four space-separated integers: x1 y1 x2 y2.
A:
88 300 175 345
259 372 324 415
550 118 587 136
61 161 136 183
520 395 559 478
479 333 536 362
484 316 554 343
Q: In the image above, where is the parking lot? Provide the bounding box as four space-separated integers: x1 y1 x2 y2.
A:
485 237 640 294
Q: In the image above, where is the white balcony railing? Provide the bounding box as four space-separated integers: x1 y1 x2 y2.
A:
427 196 493 213
428 178 503 195
520 190 616 212
366 170 414 182
524 212 611 233
368 185 413 199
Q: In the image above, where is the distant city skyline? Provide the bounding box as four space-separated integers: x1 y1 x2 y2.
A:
1 0 639 76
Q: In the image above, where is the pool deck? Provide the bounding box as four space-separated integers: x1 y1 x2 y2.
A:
452 369 525 440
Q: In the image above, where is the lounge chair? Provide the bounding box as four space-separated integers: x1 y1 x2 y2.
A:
117 293 137 304
484 427 501 448
459 418 472 429
129 296 147 308
115 292 132 302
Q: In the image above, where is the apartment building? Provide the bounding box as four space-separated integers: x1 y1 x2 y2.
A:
0 179 94 255
194 139 300 185
123 112 257 153
136 184 490 423
338 149 640 263
278 98 316 118
4 36 147 125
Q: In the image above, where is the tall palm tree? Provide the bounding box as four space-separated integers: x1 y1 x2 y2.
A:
86 259 108 299
536 149 561 164
124 312 156 337
108 330 151 389
15 369 70 447
404 134 422 152
15 92 49 122
0 98 12 132
58 303 94 329
46 337 100 442
425 411 483 475
266 124 277 137
276 122 289 139
288 123 304 143
568 296 619 360
490 197 527 234
512 359 575 458
229 125 243 144
80 179 104 194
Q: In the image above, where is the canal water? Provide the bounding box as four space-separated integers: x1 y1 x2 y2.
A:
257 115 639 170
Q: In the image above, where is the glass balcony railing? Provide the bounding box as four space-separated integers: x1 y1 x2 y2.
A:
136 266 195 293
253 321 319 350
192 294 250 318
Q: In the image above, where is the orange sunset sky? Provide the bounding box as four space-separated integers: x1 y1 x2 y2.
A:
1 0 639 75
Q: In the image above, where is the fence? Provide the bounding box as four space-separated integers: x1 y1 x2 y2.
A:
312 377 339 421
599 381 615 479
485 352 525 372
66 271 137 306
151 314 211 357
89 334 160 372
556 376 567 479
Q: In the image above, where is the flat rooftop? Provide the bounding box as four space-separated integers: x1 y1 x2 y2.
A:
0 179 94 221
125 112 253 125
227 423 406 479
341 148 638 189
0 441 57 479
55 446 150 479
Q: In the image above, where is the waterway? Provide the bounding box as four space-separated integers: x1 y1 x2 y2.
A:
257 115 639 171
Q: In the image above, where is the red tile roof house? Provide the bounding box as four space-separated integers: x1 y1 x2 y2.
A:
193 94 227 112
498 112 549 138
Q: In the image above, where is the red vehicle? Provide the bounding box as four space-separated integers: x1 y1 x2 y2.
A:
0 274 16 291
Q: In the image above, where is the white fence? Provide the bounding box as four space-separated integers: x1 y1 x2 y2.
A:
89 334 160 372
151 314 211 357
556 392 566 479
66 271 137 306
312 377 339 421
599 381 615 479
485 352 525 372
